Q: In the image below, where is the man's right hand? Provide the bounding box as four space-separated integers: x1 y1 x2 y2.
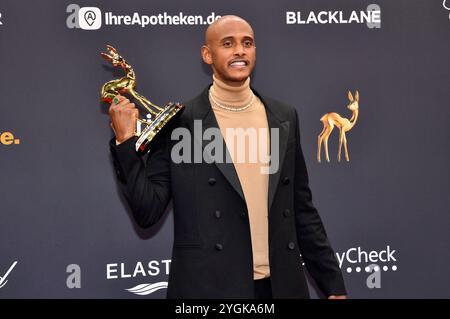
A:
109 95 139 144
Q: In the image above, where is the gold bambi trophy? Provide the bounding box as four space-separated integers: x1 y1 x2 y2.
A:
100 45 184 155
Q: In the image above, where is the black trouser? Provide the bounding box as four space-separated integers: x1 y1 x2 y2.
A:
254 277 272 299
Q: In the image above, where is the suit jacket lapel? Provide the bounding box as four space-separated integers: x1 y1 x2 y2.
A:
254 93 290 212
192 86 290 209
193 86 245 202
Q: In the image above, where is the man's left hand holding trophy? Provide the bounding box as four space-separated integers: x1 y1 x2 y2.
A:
109 95 139 145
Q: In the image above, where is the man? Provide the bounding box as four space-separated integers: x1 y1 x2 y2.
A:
109 15 346 299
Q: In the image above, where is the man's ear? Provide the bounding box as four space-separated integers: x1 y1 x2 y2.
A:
201 45 213 65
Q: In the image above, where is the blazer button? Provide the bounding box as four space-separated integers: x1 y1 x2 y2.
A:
283 209 291 217
215 210 221 219
208 178 216 185
282 177 290 185
240 211 247 219
215 243 223 251
288 242 295 250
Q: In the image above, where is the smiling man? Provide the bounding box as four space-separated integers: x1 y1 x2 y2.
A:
108 15 346 299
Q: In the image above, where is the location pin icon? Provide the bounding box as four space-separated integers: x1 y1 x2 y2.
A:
84 10 96 26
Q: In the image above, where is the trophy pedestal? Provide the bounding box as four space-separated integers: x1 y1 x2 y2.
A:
135 102 184 155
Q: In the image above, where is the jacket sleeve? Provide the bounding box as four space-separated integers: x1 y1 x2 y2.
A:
109 133 172 228
292 108 347 297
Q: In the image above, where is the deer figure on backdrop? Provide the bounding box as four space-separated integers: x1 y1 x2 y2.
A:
317 90 359 163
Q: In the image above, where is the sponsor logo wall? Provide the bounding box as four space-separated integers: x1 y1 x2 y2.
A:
0 0 449 298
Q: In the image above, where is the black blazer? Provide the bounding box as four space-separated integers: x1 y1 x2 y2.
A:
110 85 346 298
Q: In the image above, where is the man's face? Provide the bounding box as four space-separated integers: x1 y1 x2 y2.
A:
202 18 256 86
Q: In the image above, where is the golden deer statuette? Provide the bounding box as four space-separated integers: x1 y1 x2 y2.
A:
317 90 359 163
100 45 184 155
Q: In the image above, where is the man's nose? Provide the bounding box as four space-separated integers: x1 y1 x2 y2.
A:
233 43 246 56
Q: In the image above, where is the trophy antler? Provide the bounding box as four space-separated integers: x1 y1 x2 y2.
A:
101 45 127 68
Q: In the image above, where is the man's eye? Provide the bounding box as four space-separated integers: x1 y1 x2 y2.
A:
223 42 232 47
244 41 253 47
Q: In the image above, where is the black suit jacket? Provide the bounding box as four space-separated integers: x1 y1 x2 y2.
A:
110 85 346 298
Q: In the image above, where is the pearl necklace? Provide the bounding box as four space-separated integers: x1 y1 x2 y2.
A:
209 88 254 112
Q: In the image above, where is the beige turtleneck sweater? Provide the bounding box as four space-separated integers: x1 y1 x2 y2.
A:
209 75 270 280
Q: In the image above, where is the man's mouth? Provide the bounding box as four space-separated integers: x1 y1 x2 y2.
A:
229 59 248 68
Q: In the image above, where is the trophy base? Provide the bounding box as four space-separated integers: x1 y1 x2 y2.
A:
135 102 184 155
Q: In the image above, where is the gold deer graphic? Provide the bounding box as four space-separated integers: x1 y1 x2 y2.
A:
100 45 163 117
317 90 359 163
